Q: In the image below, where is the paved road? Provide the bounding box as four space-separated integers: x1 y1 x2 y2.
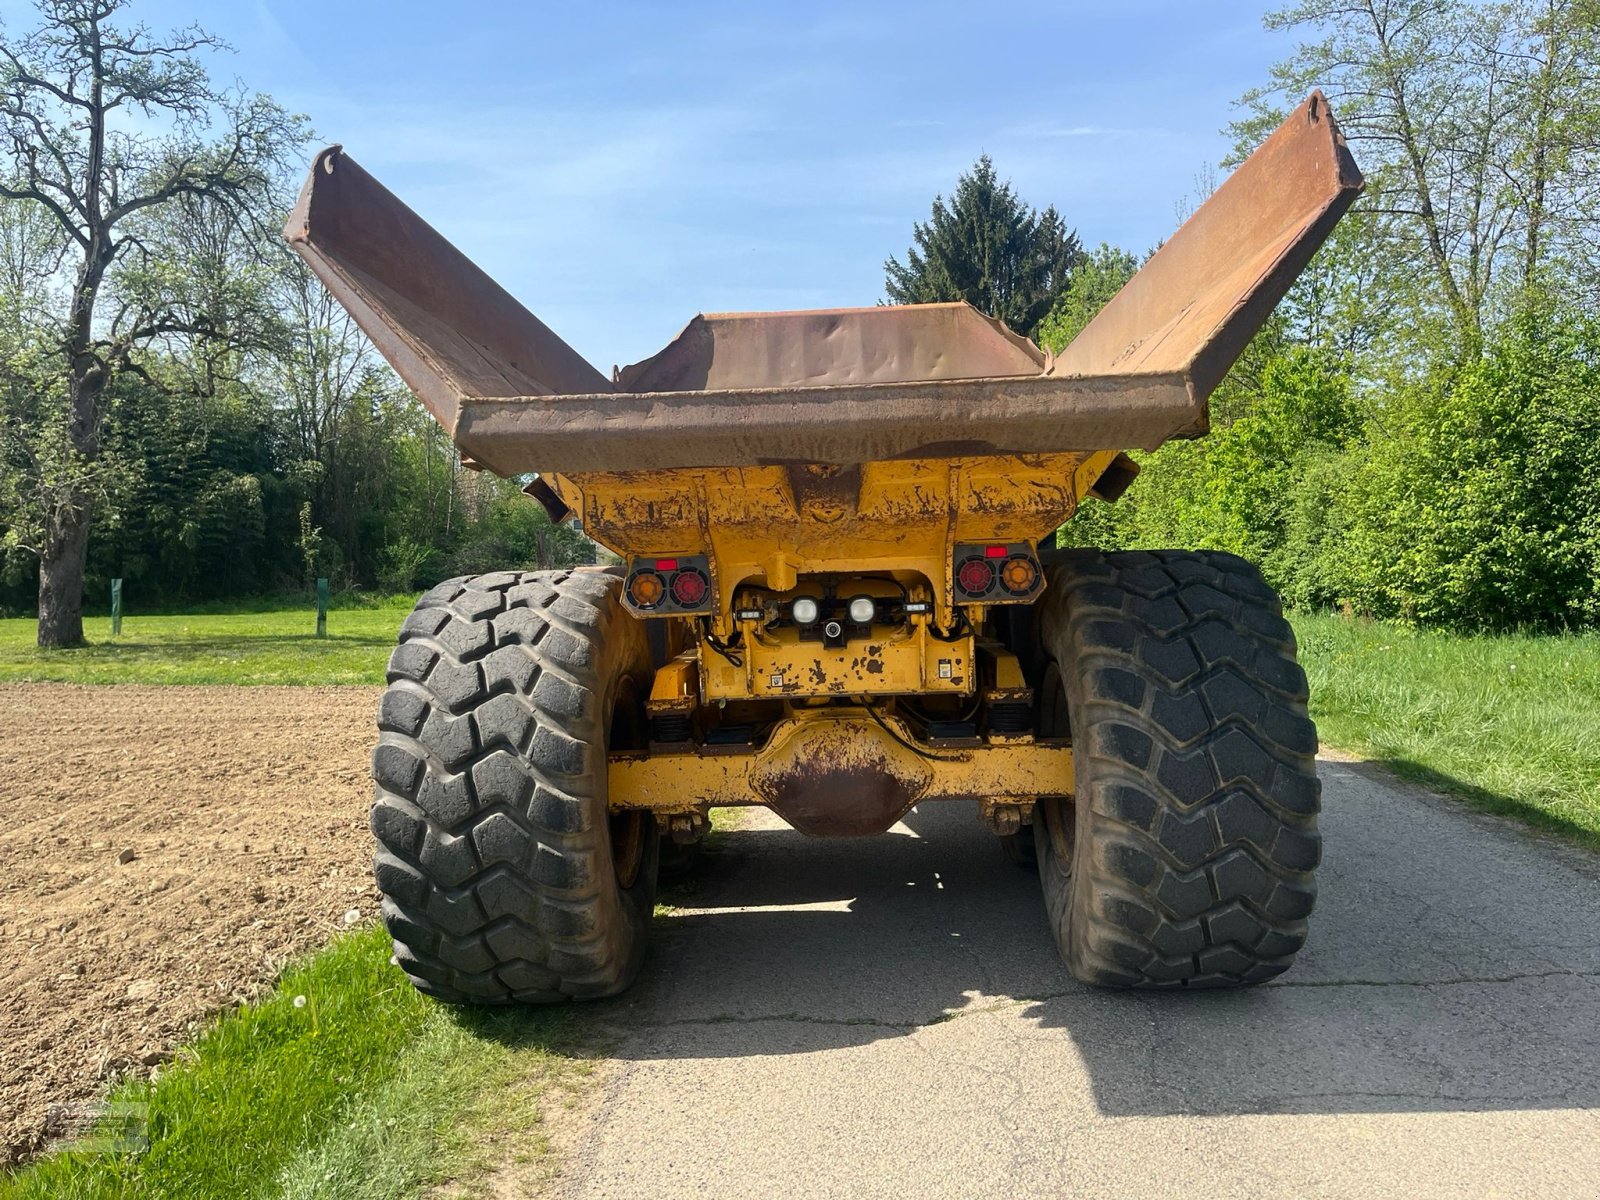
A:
562 757 1600 1199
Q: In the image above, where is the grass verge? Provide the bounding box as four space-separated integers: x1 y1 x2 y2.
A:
1292 612 1600 848
0 924 602 1200
0 601 412 685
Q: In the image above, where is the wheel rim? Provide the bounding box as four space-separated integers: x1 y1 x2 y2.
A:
607 676 649 890
609 809 647 889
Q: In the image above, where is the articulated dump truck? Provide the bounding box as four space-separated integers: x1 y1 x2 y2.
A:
286 92 1362 1000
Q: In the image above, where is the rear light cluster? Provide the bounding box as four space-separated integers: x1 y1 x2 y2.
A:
952 542 1043 603
624 555 715 614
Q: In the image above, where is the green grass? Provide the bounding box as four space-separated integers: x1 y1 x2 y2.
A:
0 925 602 1200
0 600 412 685
1292 612 1600 848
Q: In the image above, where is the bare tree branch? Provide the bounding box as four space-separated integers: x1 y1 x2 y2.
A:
0 0 308 645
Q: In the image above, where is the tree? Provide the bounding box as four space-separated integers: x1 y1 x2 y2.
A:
884 155 1082 335
1033 242 1140 353
0 0 305 646
1232 0 1600 356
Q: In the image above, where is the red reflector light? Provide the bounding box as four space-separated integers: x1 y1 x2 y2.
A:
984 545 1008 558
956 557 995 597
654 558 679 571
669 568 709 607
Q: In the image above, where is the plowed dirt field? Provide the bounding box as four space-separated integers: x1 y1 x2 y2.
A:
0 684 382 1164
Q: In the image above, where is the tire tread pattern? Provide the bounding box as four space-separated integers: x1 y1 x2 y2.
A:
1037 549 1321 988
369 569 653 1004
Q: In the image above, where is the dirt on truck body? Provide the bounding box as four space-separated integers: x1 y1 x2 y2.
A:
286 92 1362 1002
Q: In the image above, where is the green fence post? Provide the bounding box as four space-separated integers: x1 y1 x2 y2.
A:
316 577 329 639
110 578 122 636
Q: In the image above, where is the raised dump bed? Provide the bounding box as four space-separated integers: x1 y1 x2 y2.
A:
289 93 1363 1001
286 92 1361 474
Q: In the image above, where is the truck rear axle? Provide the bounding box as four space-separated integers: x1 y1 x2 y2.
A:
609 704 1067 838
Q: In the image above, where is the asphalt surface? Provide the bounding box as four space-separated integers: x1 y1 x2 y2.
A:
562 757 1600 1199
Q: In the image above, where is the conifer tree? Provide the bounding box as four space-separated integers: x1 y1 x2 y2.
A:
884 155 1081 336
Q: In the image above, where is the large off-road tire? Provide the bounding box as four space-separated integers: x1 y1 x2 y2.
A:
1034 549 1321 988
369 569 659 1004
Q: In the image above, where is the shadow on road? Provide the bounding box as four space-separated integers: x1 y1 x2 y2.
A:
623 762 1600 1116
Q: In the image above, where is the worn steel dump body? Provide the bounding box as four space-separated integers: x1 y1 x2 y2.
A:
285 92 1361 477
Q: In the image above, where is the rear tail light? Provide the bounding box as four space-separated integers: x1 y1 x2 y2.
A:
1001 555 1039 595
955 557 996 598
953 543 1043 603
626 570 665 610
669 567 709 607
623 555 715 615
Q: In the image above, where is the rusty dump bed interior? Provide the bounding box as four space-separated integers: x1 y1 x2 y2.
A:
285 92 1361 478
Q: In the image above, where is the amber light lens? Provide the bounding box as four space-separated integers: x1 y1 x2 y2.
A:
627 571 665 609
1001 556 1039 595
956 557 995 598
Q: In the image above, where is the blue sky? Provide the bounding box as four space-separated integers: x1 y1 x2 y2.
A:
4 0 1295 369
